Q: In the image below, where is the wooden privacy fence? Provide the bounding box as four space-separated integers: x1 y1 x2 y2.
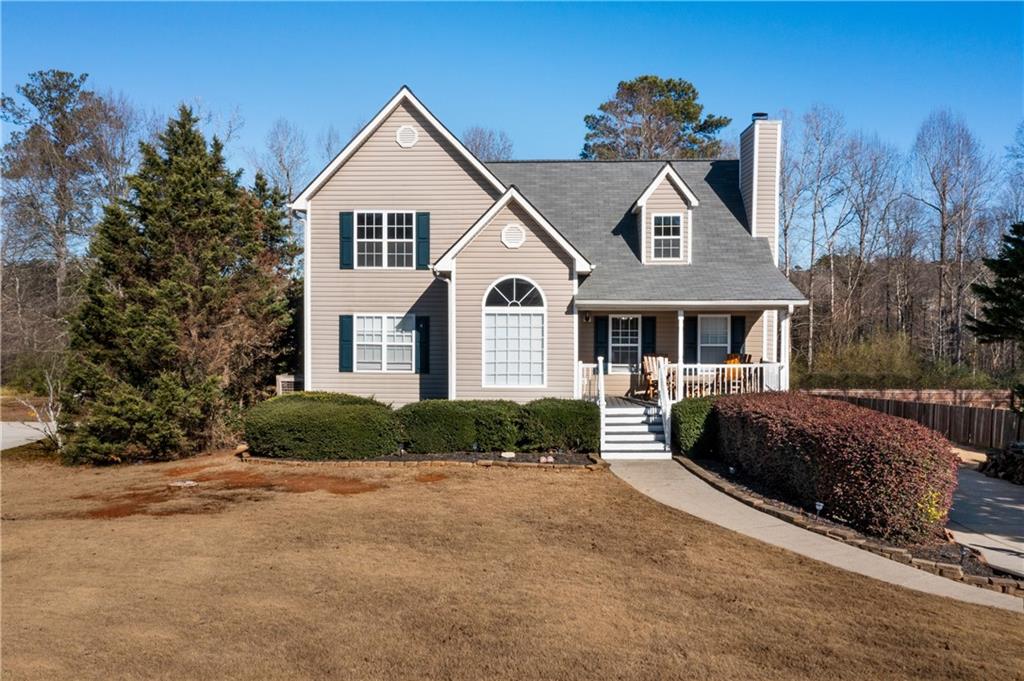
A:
823 395 1024 451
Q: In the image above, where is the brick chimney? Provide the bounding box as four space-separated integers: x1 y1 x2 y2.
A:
739 113 781 265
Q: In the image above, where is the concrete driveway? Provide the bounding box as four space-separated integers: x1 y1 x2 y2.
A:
948 466 1024 577
1 422 50 450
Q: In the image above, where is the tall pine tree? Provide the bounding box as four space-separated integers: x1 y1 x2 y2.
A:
62 106 298 463
968 221 1024 411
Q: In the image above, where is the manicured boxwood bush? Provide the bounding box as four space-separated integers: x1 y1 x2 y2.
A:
670 397 717 456
397 400 522 454
713 393 957 542
243 392 399 459
521 398 599 452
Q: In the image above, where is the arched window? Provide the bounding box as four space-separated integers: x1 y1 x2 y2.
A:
483 277 546 387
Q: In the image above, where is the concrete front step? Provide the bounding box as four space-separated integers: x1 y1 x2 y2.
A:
602 440 669 452
601 450 673 461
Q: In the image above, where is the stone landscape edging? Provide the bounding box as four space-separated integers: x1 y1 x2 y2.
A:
237 447 609 472
673 455 1024 602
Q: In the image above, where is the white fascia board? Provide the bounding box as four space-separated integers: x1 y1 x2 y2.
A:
577 299 809 311
289 86 506 211
433 186 593 273
632 163 700 212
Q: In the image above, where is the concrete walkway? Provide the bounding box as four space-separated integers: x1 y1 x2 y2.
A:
1 422 49 450
949 467 1024 578
612 460 1022 613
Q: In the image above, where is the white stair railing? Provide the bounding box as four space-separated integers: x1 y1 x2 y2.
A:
656 360 672 451
596 356 607 451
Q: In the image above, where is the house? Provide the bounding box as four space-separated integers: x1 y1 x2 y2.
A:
289 87 807 458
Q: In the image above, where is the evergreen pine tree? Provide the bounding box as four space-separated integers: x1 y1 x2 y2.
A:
62 106 298 463
968 221 1024 411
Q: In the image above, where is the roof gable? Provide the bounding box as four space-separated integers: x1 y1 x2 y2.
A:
290 86 505 210
633 163 700 211
434 186 593 273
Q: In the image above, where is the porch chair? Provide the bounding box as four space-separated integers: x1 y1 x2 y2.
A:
641 355 671 401
724 354 745 394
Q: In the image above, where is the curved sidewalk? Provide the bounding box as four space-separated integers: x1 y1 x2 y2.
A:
611 460 1022 613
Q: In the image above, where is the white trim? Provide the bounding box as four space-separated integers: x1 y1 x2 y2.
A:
751 122 760 238
289 86 505 211
302 206 312 389
697 314 730 364
633 163 700 209
433 186 593 273
640 204 647 264
572 264 580 399
447 265 457 399
676 310 685 364
351 313 417 373
650 213 685 262
352 209 415 270
773 121 782 266
687 210 693 264
578 299 808 310
480 275 548 389
762 310 769 362
606 315 638 374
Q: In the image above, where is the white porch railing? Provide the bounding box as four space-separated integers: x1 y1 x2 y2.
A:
577 361 600 401
670 363 783 400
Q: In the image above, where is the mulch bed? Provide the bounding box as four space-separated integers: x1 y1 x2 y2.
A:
688 455 1013 580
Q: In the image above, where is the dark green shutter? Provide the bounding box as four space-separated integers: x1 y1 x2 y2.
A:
594 315 609 373
339 315 353 372
415 316 430 374
340 212 354 269
415 212 430 270
641 316 656 357
684 317 698 364
730 315 746 354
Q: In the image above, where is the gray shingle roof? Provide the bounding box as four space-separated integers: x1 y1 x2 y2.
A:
486 160 806 305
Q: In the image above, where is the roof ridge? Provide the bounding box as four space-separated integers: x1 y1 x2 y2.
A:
486 158 735 164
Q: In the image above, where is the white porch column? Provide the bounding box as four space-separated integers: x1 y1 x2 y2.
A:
780 306 792 391
676 310 685 365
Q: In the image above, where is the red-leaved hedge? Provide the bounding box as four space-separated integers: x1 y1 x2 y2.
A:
713 393 957 542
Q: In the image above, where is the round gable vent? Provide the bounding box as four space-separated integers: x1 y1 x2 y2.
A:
501 224 526 249
395 125 419 148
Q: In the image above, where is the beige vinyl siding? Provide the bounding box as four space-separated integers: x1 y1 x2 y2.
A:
739 126 755 234
308 101 501 405
646 180 690 263
754 121 780 256
453 202 575 400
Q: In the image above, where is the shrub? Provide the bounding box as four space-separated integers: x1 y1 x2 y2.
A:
671 397 717 456
397 400 522 453
713 393 957 542
521 399 599 452
979 442 1024 485
243 393 399 459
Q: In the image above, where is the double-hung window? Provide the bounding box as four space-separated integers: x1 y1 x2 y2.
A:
483 277 545 387
698 315 730 364
355 314 415 372
609 315 641 374
356 211 414 268
652 214 683 260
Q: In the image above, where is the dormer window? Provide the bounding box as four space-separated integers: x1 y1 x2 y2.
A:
652 214 683 260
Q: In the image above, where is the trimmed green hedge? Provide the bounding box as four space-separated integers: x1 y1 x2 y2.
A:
243 392 399 459
521 398 599 452
396 400 521 453
244 393 600 459
670 397 717 456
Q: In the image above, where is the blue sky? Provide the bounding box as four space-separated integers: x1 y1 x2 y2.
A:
3 2 1022 177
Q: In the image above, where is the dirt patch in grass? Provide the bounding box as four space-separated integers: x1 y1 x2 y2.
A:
2 452 1021 681
415 472 447 483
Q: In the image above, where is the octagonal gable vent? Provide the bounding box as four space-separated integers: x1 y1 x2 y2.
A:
501 224 526 249
395 125 419 148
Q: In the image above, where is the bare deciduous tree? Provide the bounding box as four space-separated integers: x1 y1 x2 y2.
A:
316 124 343 165
462 126 514 161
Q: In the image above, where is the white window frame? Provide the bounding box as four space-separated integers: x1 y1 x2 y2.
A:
353 313 416 373
354 210 415 270
608 315 642 374
481 275 547 389
698 314 731 365
651 213 684 261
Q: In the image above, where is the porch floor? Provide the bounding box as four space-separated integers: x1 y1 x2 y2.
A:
605 396 656 409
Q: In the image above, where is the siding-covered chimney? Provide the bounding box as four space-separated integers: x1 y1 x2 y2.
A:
739 113 781 265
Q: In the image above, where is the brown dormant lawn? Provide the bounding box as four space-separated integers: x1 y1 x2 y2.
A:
2 451 1021 681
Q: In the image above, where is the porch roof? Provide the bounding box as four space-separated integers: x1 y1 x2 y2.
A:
487 160 807 305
